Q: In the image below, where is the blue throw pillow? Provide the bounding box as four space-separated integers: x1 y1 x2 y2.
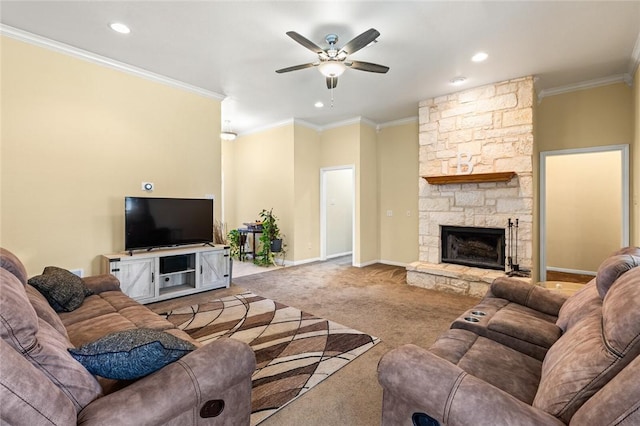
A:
68 329 197 380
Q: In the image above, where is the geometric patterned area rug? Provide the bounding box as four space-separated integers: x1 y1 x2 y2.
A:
159 291 380 425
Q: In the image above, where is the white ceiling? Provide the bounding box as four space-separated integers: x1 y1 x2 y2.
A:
1 1 639 135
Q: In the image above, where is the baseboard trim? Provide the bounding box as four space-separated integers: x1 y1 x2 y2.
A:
327 251 353 259
378 259 409 267
289 257 322 267
547 266 596 276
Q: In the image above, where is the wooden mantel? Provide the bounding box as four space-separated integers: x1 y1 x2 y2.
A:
422 171 517 185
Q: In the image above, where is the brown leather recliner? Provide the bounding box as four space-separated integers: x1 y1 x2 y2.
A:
378 247 640 425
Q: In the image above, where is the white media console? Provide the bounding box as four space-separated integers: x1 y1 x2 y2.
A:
101 245 231 304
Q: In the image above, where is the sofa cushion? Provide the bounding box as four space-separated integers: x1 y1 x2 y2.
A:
25 284 69 340
0 339 77 425
0 269 102 411
429 328 542 404
69 328 197 380
0 247 28 285
533 266 640 423
60 291 184 347
555 281 600 332
58 293 119 328
65 312 138 347
451 296 560 361
486 304 561 349
595 253 640 299
28 266 93 312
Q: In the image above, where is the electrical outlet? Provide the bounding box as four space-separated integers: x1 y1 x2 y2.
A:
386 210 393 217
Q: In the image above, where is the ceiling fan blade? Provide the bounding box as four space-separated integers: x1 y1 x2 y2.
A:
339 28 380 56
347 60 389 73
275 63 317 73
326 76 338 89
286 31 325 55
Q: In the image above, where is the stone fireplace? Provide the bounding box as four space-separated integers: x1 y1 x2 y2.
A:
407 76 534 297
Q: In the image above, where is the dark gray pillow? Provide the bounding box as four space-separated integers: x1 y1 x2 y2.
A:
68 329 197 380
28 266 92 312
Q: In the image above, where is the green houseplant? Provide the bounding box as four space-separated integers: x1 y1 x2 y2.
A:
254 208 285 266
228 229 246 261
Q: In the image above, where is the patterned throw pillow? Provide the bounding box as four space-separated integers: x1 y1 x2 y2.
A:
68 328 197 380
28 267 92 312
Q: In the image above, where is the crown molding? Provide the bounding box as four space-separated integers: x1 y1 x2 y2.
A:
377 116 418 130
0 24 225 100
321 116 377 131
240 115 418 137
537 74 631 100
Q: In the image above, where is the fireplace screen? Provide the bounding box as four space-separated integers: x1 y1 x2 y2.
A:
441 226 505 270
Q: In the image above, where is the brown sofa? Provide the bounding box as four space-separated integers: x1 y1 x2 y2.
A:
378 247 640 425
0 248 256 425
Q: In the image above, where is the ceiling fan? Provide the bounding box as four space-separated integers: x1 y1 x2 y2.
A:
276 28 389 89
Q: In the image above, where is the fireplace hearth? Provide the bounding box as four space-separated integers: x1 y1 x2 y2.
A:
441 226 505 270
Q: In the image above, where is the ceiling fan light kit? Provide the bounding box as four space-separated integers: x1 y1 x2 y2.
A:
220 131 237 141
318 61 346 77
276 28 389 93
220 120 237 141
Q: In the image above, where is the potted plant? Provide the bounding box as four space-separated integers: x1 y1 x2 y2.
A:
227 229 247 261
255 208 285 266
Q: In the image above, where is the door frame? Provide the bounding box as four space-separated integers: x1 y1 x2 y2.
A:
539 144 629 281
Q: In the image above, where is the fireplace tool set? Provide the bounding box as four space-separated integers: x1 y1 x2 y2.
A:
506 218 530 277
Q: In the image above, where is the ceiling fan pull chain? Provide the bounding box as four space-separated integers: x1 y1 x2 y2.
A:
331 86 335 108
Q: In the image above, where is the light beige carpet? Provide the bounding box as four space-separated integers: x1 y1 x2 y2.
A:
149 257 480 426
159 291 379 425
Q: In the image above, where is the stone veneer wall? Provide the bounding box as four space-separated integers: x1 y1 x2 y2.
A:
409 76 534 296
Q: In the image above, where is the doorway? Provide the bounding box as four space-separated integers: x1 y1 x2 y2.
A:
320 166 355 264
539 145 629 281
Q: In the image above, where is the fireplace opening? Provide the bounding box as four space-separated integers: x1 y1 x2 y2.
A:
441 226 505 270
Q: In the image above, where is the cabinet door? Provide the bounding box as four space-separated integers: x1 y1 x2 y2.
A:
199 250 229 289
109 258 156 301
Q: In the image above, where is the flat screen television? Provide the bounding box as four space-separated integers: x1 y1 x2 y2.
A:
125 197 213 251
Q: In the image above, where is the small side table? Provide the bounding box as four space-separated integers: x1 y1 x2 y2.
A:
238 228 262 260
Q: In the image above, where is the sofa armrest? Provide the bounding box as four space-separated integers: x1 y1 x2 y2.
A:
78 338 256 425
82 274 121 294
378 344 563 426
490 277 567 316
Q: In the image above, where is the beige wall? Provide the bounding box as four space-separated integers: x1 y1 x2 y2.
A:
221 138 236 226
0 37 221 276
293 123 321 261
224 118 419 267
357 123 379 265
537 83 633 152
537 83 635 265
378 121 419 265
231 125 295 259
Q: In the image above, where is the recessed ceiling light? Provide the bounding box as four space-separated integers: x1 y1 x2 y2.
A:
450 76 467 86
109 22 131 34
314 101 324 108
472 52 488 62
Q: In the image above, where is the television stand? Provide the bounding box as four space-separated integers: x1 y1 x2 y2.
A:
102 245 231 304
